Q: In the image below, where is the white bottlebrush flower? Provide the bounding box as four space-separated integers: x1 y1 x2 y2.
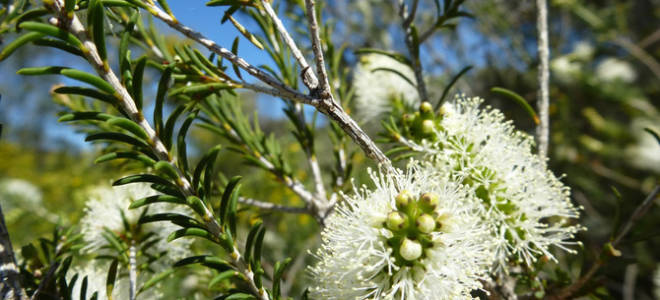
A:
0 178 43 210
67 262 163 300
571 41 594 61
625 118 660 173
595 57 636 83
309 161 493 299
353 53 419 122
550 55 581 83
80 183 192 266
424 95 581 271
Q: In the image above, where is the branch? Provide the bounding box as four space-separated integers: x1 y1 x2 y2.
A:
260 0 318 90
48 2 267 298
547 185 660 300
535 0 550 158
238 197 308 214
398 0 429 103
303 0 331 98
0 204 26 300
142 1 393 172
128 243 137 300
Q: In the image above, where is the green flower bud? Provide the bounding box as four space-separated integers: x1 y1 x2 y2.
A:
416 214 436 233
420 101 433 114
420 192 439 208
421 119 435 135
400 238 423 261
395 190 412 208
386 211 406 230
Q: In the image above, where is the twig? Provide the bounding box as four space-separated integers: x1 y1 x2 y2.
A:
303 0 331 98
0 204 26 300
128 243 137 300
143 1 393 171
547 185 660 300
614 37 660 83
535 0 550 158
399 0 429 103
622 264 637 300
29 261 59 300
260 0 318 90
238 197 308 214
48 2 268 298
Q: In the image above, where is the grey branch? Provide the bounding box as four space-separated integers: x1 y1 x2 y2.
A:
143 1 393 173
535 0 550 158
399 0 429 103
0 204 26 300
238 197 308 214
260 0 318 90
304 0 332 98
128 243 137 300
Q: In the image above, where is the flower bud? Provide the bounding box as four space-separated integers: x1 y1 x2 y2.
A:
420 192 439 208
395 190 412 208
386 211 406 230
416 214 436 233
400 238 422 261
421 119 435 135
420 101 433 114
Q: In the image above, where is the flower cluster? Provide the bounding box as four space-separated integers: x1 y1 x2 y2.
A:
353 53 419 122
310 162 493 299
80 183 192 268
422 96 582 270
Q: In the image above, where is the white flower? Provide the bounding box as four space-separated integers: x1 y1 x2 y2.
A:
67 262 163 300
425 95 582 271
571 41 594 61
353 53 419 122
595 57 636 83
551 56 581 82
80 183 192 266
625 118 660 173
0 178 43 210
309 161 493 299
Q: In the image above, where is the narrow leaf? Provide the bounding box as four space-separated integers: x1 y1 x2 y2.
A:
490 87 539 125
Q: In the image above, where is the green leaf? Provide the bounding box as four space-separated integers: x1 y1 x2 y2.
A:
132 56 147 110
163 105 186 149
355 48 412 66
106 117 150 140
85 132 150 150
154 67 173 135
16 66 67 75
193 145 221 193
0 31 45 61
168 82 233 97
64 0 76 16
273 258 292 300
154 161 180 181
186 196 208 217
129 195 186 209
94 151 157 166
231 37 243 80
80 276 89 300
490 87 539 125
139 213 201 228
32 37 85 57
644 127 660 146
435 65 472 109
90 0 108 62
58 112 113 122
53 86 116 106
208 270 238 288
113 174 173 187
138 269 175 294
177 112 197 175
174 255 232 271
225 294 257 300
18 21 82 48
219 176 242 224
106 259 119 299
60 69 115 94
371 67 416 88
157 0 175 17
244 220 263 264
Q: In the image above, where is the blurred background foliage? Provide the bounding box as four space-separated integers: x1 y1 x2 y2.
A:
0 0 659 298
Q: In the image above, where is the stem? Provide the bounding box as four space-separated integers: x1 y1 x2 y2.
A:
535 0 550 158
399 0 428 103
238 197 308 214
547 185 660 299
0 204 26 300
128 243 137 300
260 0 318 90
303 0 331 98
143 1 393 171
